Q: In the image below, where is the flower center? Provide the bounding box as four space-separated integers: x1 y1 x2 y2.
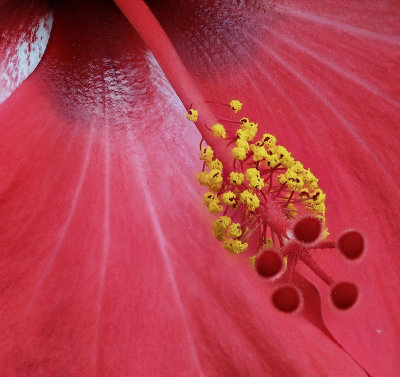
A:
186 101 365 313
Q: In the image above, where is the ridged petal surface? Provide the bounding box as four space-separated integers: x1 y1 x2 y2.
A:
0 0 371 376
144 1 400 375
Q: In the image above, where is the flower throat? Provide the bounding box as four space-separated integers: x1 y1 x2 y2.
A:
186 100 365 313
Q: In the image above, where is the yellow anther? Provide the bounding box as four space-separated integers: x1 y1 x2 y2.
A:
197 170 223 192
197 172 209 186
266 151 280 168
232 147 247 160
203 192 223 213
185 108 198 122
228 223 242 238
240 117 250 125
240 190 260 211
207 169 224 192
256 133 277 149
308 188 326 204
250 177 264 190
271 145 294 168
200 146 214 164
245 168 261 180
241 122 258 141
281 154 295 169
216 215 232 227
207 158 223 171
208 200 223 214
322 227 330 240
250 144 268 162
211 123 226 138
299 187 326 213
212 216 232 241
272 145 290 158
223 239 248 254
229 100 243 113
278 171 300 190
279 169 304 191
236 137 250 153
291 161 305 175
249 255 257 266
221 191 237 206
302 169 319 190
212 216 232 230
229 172 244 185
236 128 252 142
246 169 264 190
203 192 217 205
309 201 326 215
299 187 311 199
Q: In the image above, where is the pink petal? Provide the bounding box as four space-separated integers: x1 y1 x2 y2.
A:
0 0 369 376
138 0 400 375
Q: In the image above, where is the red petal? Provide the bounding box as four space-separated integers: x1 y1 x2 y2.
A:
140 0 400 375
0 0 368 376
0 0 53 102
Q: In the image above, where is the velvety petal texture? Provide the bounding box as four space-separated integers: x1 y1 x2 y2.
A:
0 0 370 376
140 1 400 375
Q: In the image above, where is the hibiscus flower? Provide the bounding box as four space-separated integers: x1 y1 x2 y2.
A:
1 0 399 376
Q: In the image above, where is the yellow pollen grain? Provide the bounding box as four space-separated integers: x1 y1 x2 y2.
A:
291 161 305 175
232 147 247 160
236 137 250 153
309 188 326 204
197 169 223 193
207 158 223 171
246 168 261 180
212 216 232 241
185 108 198 122
322 227 330 240
203 192 217 205
207 169 223 192
229 172 244 185
250 144 268 162
240 190 260 211
208 200 223 214
241 122 258 142
224 239 248 254
200 146 214 163
266 152 280 168
228 223 242 238
279 169 304 191
236 128 252 142
211 123 226 138
302 169 319 190
257 133 277 148
203 192 223 214
229 100 243 113
221 191 237 206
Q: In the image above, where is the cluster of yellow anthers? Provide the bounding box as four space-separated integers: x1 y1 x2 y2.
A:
186 100 328 257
